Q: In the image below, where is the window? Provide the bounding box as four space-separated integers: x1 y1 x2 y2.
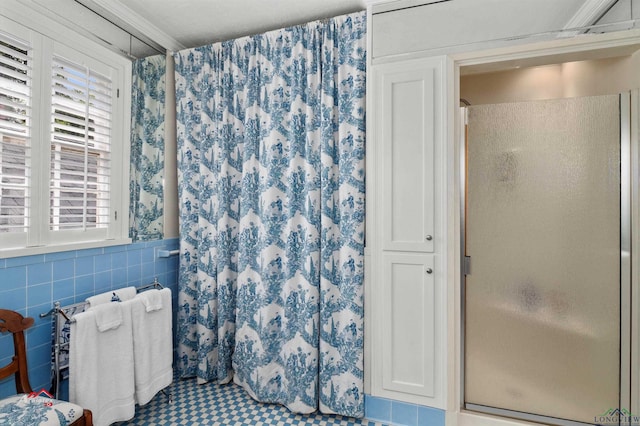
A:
0 15 130 256
50 56 112 232
0 32 30 237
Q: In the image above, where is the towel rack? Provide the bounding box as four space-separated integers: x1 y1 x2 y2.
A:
39 300 88 398
40 278 166 398
42 278 164 325
157 249 179 258
138 276 164 291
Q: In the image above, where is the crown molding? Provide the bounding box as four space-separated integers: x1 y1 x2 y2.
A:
369 0 451 15
563 0 618 29
363 0 398 4
452 27 640 68
79 0 186 52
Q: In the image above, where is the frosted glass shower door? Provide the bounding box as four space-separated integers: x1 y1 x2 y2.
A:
464 95 621 424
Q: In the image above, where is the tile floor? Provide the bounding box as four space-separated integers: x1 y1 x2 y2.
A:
116 377 387 426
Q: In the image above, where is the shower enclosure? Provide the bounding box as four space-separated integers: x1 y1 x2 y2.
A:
462 94 630 425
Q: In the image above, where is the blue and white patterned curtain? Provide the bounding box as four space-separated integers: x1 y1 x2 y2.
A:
174 11 366 417
130 54 166 242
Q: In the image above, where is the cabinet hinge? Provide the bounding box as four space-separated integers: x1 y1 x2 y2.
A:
115 210 118 221
117 88 120 98
463 256 471 275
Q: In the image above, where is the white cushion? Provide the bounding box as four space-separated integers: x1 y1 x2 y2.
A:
0 394 84 425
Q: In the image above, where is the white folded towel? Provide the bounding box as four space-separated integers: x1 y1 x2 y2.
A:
138 289 164 312
86 287 137 307
131 288 173 405
91 302 123 332
69 300 136 426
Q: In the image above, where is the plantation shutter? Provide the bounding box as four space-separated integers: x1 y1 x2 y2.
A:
0 33 31 234
50 56 112 231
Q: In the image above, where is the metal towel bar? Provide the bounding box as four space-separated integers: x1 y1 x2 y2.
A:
39 277 165 398
157 249 179 258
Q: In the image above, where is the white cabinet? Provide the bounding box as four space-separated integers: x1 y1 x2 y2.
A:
382 253 436 397
368 56 447 408
381 67 435 252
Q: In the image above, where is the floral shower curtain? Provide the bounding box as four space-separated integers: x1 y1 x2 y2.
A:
174 11 366 417
129 54 166 242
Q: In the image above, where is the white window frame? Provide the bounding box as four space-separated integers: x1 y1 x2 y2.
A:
0 9 131 257
0 18 35 251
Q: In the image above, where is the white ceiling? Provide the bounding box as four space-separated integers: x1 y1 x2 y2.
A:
120 0 367 49
75 0 368 54
16 0 635 58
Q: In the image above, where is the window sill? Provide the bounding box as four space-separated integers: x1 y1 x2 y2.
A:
0 238 133 259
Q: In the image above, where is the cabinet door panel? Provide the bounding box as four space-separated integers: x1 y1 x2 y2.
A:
382 68 435 252
382 253 435 397
370 56 446 408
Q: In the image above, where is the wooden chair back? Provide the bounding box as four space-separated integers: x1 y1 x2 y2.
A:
0 308 93 425
0 309 35 394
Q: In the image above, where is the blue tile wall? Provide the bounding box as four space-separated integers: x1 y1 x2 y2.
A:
392 401 419 425
365 395 445 426
0 238 180 399
0 238 448 424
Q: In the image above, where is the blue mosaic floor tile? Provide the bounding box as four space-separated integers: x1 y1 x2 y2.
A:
116 375 387 425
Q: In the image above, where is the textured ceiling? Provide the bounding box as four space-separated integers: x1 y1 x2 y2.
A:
45 0 630 58
118 0 366 49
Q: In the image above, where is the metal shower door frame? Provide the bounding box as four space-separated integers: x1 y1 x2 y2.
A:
459 93 632 426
